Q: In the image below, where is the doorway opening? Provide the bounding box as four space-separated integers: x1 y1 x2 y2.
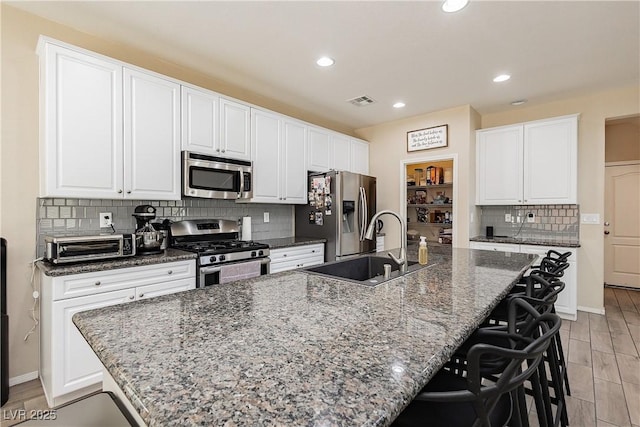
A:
400 154 458 249
604 115 640 291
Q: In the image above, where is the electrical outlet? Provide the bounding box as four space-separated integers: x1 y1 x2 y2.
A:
263 212 270 223
504 213 511 222
527 212 536 223
99 212 113 228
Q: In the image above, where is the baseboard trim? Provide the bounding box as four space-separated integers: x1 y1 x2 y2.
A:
9 371 39 387
578 305 606 315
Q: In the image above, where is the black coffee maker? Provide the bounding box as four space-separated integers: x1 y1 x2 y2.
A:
132 205 166 255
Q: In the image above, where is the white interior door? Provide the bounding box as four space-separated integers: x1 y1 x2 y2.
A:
604 163 640 288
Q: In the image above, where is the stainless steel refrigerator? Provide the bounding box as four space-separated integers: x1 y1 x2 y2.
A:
295 171 376 262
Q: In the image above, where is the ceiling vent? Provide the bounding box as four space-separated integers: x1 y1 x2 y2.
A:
347 95 376 107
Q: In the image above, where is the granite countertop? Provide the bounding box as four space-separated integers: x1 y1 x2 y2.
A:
470 235 580 248
73 248 536 426
36 248 197 277
259 236 327 249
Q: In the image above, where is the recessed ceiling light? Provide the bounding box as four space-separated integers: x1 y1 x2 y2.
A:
316 57 335 67
442 0 469 13
493 74 511 83
511 99 528 106
393 102 406 108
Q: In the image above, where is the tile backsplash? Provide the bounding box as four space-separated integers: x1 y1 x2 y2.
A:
36 198 293 257
479 204 580 244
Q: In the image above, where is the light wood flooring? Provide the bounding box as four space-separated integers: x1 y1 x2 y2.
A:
1 286 639 427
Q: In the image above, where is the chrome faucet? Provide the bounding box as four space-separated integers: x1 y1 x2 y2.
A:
365 210 408 275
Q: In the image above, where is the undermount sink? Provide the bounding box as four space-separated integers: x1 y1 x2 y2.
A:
304 255 420 285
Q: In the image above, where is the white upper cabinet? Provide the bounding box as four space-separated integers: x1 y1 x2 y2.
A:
350 138 370 175
307 127 331 172
523 117 578 204
123 68 181 200
331 133 351 172
181 85 219 154
219 97 251 161
39 39 181 200
250 109 307 204
181 89 251 161
308 127 370 175
39 42 124 199
476 114 578 205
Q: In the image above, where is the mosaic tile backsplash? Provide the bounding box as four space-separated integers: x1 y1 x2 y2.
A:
479 204 580 244
36 198 294 258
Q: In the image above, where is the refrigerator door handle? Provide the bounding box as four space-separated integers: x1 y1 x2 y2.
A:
359 186 367 241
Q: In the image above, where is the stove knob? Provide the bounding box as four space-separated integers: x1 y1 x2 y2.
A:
258 250 264 256
219 254 226 261
251 251 257 257
209 256 217 263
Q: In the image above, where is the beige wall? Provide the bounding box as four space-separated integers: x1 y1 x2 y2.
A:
481 86 640 313
356 105 479 250
605 118 640 162
0 4 356 381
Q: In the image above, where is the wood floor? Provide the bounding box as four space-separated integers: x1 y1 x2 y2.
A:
1 286 639 427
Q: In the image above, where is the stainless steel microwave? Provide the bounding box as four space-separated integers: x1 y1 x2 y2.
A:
44 234 136 264
182 151 252 200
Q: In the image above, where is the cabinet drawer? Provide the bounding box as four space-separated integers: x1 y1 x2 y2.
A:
518 245 576 262
469 242 519 253
270 244 324 264
52 260 195 300
136 278 195 301
270 255 324 273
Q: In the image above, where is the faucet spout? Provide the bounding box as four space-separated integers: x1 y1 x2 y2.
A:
365 210 408 275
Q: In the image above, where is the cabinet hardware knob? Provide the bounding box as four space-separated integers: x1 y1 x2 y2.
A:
216 148 221 152
117 190 123 194
94 281 101 286
168 270 173 275
139 293 144 298
127 190 131 194
129 296 134 300
221 149 226 153
518 200 522 202
283 254 287 257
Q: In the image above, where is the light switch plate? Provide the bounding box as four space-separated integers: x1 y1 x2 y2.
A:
263 212 270 223
581 213 600 224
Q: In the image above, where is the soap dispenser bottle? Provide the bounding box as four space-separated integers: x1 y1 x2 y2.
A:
418 236 428 265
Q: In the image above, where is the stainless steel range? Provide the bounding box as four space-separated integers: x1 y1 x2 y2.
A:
170 219 270 288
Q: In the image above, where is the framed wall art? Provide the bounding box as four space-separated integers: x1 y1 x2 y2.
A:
407 125 448 152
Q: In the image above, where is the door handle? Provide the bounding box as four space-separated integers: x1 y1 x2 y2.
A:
604 221 610 226
604 230 610 235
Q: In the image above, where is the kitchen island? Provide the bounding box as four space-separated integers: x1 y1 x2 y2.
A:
73 248 536 426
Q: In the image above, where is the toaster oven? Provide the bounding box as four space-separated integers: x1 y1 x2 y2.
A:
44 234 136 264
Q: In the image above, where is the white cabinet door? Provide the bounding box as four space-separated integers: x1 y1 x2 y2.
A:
250 109 281 202
123 68 181 200
281 120 307 204
308 127 331 172
181 85 219 154
523 116 578 204
270 244 325 273
40 43 123 199
350 138 370 175
519 244 577 320
220 98 251 161
52 289 135 398
331 133 351 172
476 125 524 205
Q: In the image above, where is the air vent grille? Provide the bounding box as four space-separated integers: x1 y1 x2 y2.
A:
347 95 376 107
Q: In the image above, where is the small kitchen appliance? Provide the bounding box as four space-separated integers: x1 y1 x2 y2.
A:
132 205 166 255
182 151 252 200
170 219 270 288
44 234 136 264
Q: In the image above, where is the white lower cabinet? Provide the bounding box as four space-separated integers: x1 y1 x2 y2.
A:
469 241 577 320
40 260 196 407
270 244 325 273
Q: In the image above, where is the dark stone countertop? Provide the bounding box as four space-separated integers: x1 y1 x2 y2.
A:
36 248 197 277
259 236 327 249
470 236 580 248
73 248 536 426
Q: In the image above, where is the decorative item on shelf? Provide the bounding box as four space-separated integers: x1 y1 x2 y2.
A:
439 228 453 244
432 192 449 204
416 207 428 223
407 124 448 152
414 168 425 186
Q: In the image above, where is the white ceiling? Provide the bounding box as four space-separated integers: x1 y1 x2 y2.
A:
9 1 640 131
